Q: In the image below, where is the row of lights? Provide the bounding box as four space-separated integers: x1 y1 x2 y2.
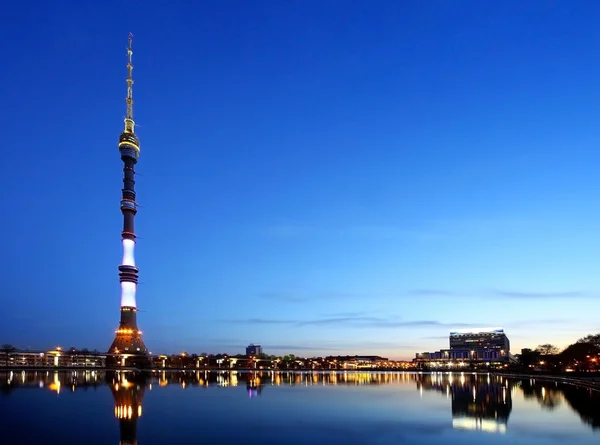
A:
114 404 142 419
115 329 142 335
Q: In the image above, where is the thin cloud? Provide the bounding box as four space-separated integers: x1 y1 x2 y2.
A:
506 318 572 328
321 311 377 318
361 320 484 329
257 287 593 304
265 344 342 351
231 318 296 325
257 290 369 303
408 289 456 297
408 288 594 300
223 316 486 330
493 290 586 299
344 340 421 349
298 316 385 326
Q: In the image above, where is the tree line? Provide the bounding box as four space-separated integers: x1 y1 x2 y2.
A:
519 333 600 372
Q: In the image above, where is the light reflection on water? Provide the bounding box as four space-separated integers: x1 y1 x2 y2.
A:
0 370 599 445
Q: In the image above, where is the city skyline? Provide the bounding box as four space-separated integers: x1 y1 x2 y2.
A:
2 2 600 360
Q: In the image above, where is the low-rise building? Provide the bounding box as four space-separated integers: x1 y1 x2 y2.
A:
325 355 389 369
0 348 106 367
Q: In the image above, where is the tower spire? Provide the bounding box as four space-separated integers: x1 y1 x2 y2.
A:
119 33 140 157
125 32 135 134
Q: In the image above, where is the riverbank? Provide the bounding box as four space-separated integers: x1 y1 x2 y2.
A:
491 371 600 391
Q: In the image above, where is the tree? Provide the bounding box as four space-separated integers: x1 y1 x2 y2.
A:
577 334 600 349
536 344 560 355
518 348 541 368
1 344 16 368
560 342 600 369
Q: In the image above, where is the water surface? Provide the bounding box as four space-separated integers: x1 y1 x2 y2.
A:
1 370 599 444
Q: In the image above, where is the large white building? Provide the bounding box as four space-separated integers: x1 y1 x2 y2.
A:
415 328 515 364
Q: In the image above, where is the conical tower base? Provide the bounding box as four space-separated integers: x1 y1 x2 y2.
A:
107 307 151 368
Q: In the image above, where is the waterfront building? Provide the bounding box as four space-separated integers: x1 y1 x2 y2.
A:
415 328 515 365
0 348 106 368
449 328 510 352
324 355 390 369
108 35 149 367
246 344 263 356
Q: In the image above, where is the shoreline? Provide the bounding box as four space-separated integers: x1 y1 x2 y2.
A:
3 366 600 388
491 371 600 391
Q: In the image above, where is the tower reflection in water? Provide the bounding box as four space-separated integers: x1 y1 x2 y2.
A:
416 372 512 434
108 372 146 445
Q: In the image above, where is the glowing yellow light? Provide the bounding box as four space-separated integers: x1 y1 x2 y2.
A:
119 140 140 151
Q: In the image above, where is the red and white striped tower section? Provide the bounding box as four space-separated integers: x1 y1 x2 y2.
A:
109 34 149 363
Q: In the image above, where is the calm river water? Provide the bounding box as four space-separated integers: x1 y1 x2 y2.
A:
0 370 599 444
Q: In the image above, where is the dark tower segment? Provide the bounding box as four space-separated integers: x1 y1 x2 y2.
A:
109 34 149 361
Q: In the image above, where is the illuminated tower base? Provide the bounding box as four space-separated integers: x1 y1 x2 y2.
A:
110 307 148 351
108 308 150 368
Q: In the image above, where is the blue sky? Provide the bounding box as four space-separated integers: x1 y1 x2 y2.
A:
1 1 600 359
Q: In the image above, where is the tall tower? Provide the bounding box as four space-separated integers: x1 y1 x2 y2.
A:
109 34 149 362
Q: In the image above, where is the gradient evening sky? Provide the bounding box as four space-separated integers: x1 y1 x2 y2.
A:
1 1 600 359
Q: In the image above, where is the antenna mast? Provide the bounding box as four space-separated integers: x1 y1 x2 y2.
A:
124 32 135 134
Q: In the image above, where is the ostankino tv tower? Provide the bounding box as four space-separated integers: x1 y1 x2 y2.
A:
108 34 149 364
